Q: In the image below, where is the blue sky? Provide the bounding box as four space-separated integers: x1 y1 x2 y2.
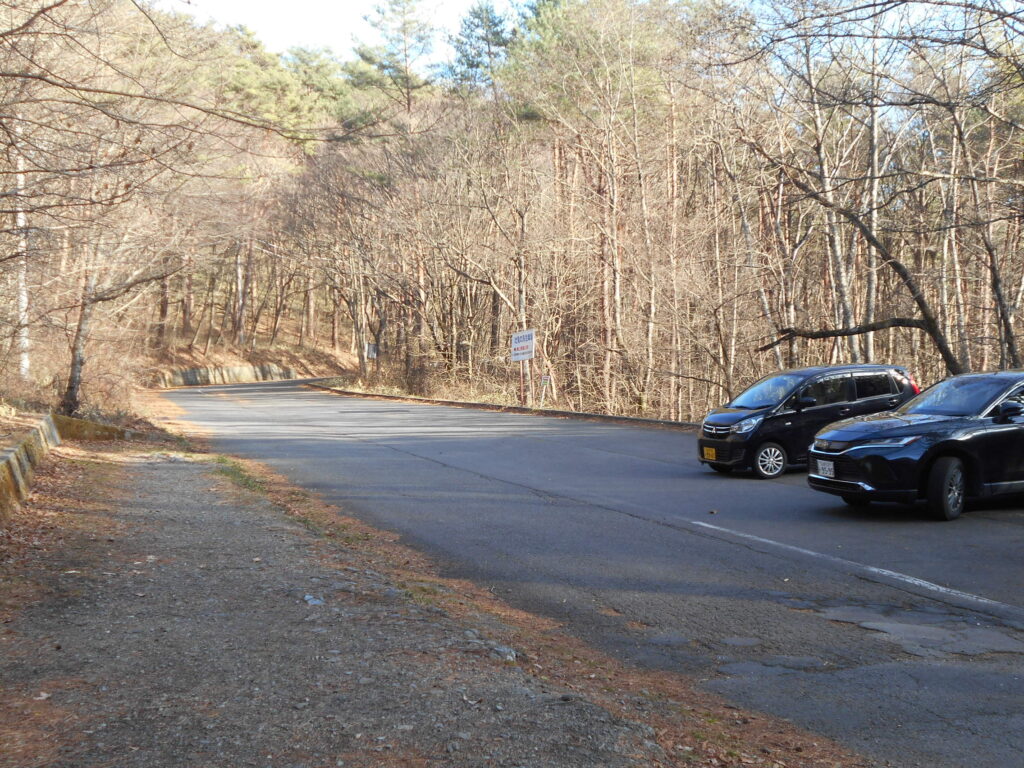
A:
158 0 515 58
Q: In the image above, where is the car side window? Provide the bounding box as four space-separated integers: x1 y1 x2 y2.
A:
980 385 1024 422
803 376 849 406
1005 388 1024 405
855 374 894 400
984 386 1024 419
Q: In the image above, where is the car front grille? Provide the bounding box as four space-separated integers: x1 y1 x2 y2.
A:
812 454 865 482
703 423 731 438
708 445 736 462
833 457 865 481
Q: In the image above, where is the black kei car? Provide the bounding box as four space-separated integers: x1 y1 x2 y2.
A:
808 371 1024 520
698 365 919 479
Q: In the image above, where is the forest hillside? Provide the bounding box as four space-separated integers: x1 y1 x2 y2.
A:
1 0 1022 420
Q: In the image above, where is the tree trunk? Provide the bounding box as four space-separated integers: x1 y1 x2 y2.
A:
155 271 170 348
60 275 97 416
15 129 29 379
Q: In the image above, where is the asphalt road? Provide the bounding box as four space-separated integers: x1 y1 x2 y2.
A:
164 380 1024 768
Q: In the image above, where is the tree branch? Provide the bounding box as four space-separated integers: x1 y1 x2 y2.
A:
758 317 927 352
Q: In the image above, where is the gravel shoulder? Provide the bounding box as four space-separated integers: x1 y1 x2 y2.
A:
1 439 868 767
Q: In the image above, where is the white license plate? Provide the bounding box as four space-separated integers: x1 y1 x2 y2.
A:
817 459 835 478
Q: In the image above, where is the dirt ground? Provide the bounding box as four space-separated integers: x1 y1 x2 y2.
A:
0 437 872 767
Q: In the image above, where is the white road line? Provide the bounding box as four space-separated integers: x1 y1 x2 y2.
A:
690 520 1016 612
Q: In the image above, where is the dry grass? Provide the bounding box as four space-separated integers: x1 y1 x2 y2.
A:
0 445 126 621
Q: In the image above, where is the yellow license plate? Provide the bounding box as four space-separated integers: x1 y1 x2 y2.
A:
702 447 717 461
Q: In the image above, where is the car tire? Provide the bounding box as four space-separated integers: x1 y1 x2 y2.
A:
752 442 787 479
926 456 966 521
708 463 733 474
841 494 869 508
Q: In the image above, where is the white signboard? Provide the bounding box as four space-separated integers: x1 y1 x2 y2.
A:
510 329 536 362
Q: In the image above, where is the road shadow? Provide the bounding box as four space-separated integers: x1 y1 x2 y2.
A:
821 496 1024 524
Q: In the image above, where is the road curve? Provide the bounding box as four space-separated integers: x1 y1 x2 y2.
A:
163 380 1024 768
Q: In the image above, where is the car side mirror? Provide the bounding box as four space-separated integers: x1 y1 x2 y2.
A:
996 401 1024 423
796 396 817 411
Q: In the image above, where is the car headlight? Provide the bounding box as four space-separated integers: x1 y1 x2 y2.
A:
814 438 850 452
731 416 763 434
855 435 921 448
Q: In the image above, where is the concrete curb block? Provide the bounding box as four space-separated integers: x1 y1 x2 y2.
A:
154 364 297 389
51 413 140 441
0 415 62 522
304 382 698 431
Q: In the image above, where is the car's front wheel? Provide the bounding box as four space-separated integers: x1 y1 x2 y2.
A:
926 456 966 521
752 442 787 479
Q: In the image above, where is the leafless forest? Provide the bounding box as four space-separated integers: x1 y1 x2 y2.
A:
1 0 1022 420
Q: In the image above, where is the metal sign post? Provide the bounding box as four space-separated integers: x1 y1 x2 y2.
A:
539 374 551 408
510 329 536 407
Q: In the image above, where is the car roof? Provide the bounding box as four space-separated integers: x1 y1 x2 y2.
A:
945 370 1024 382
775 364 905 378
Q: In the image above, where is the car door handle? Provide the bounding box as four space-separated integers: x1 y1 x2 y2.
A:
888 397 900 406
838 408 851 415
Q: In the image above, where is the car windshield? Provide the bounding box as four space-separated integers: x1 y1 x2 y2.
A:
728 373 804 409
900 376 1011 417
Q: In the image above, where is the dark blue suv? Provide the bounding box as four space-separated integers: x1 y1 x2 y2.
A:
808 371 1024 519
698 365 919 479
